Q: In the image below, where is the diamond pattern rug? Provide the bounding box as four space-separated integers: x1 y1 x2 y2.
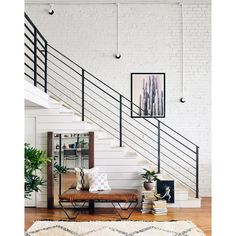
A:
25 220 205 236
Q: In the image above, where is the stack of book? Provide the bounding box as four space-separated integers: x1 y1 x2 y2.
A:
152 200 167 215
141 191 156 214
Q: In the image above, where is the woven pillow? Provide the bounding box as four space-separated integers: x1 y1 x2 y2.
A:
88 173 111 192
75 167 98 190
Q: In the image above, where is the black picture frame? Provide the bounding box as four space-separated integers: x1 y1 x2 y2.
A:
131 73 165 118
156 179 175 203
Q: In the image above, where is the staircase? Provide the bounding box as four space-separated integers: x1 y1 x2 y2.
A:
24 13 201 208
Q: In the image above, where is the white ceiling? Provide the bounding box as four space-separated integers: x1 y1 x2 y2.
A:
25 0 211 5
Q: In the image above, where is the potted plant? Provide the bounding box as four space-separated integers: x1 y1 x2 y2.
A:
25 144 68 199
24 143 50 199
141 168 158 191
79 139 87 149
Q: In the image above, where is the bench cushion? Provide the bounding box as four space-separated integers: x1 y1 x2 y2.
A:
59 189 139 202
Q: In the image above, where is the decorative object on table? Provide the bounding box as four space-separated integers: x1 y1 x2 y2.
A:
79 139 88 148
24 143 50 199
141 168 158 190
68 143 75 148
141 190 156 213
152 199 168 215
131 73 165 118
26 220 206 236
157 179 175 203
75 167 99 190
88 173 111 192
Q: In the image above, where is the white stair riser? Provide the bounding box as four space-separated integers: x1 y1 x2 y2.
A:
60 106 74 113
102 172 143 180
174 192 189 201
95 139 113 145
95 159 144 166
38 115 74 123
95 152 136 159
167 198 201 208
38 122 93 130
98 166 149 173
73 115 82 122
48 102 61 108
26 108 71 116
95 146 125 152
108 180 142 187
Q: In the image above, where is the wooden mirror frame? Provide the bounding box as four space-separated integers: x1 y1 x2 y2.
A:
47 131 94 209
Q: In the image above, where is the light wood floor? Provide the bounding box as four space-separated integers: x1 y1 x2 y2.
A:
25 197 211 235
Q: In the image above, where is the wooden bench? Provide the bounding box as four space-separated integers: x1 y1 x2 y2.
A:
59 188 139 220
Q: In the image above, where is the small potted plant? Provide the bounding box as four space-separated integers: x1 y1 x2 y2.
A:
141 168 158 191
79 139 87 149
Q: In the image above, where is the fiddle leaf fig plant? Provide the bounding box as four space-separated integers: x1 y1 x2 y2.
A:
24 143 50 199
141 168 158 183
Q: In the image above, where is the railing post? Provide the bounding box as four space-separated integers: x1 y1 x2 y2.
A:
82 69 85 121
44 41 48 93
157 120 161 173
33 27 37 87
196 146 199 198
119 95 122 147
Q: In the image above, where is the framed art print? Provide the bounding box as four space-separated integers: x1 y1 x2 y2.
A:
131 73 165 118
157 179 175 203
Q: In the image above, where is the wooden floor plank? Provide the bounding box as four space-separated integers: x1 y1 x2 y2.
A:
25 197 211 235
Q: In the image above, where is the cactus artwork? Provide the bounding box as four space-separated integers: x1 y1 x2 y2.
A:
131 73 165 118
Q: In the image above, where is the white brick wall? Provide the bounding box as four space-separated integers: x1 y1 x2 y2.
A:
25 2 211 196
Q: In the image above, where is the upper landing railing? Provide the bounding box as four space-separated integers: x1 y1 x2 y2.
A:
24 13 199 198
24 13 48 92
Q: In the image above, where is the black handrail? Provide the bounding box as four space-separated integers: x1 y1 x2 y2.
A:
24 13 200 198
24 13 47 93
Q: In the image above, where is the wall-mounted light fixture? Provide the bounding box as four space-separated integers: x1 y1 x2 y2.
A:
49 3 54 15
179 1 185 103
115 3 121 59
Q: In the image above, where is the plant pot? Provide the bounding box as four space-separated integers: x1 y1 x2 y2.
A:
144 181 154 191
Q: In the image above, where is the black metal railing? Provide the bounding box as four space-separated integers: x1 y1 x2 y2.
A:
24 13 200 198
24 13 47 92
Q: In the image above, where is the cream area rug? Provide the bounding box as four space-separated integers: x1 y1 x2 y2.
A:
25 220 205 236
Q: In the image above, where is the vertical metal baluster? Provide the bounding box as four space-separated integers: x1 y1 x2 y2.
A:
34 27 37 87
120 95 122 147
157 120 161 173
82 69 85 121
44 41 48 93
59 134 62 196
196 146 199 198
